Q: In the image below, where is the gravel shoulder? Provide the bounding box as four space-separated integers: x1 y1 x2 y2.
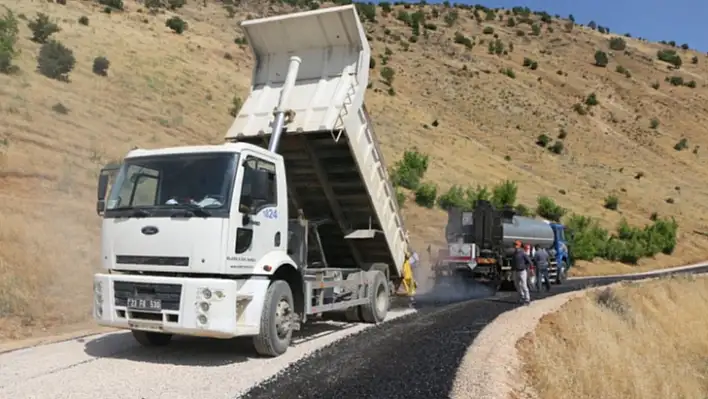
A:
0 309 414 399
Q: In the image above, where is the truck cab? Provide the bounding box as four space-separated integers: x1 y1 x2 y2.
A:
549 223 570 283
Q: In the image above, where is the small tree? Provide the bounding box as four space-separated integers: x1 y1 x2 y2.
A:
380 66 395 86
92 56 110 76
536 196 566 222
37 40 76 81
28 13 60 44
165 16 187 34
414 182 437 208
0 10 20 74
491 180 517 208
608 37 626 51
594 50 608 67
390 148 429 190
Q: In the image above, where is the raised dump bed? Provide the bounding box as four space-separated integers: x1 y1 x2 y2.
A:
225 5 410 280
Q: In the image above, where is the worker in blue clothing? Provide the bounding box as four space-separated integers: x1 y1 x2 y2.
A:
533 245 552 292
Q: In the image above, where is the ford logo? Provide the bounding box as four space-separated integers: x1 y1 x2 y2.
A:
141 226 159 235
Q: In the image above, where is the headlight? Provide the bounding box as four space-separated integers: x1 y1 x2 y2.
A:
199 302 210 312
201 288 212 300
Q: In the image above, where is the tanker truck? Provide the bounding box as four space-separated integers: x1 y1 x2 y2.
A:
434 200 570 291
91 5 416 358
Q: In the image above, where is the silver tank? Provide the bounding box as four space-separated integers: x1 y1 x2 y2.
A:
502 215 555 249
445 208 555 250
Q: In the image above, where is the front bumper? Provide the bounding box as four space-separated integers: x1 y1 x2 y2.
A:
93 273 269 338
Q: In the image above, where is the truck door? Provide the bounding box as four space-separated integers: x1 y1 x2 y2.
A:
230 154 285 271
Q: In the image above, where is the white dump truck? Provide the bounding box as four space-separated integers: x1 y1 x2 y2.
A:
92 5 416 357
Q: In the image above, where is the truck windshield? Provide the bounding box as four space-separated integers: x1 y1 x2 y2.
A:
105 152 239 218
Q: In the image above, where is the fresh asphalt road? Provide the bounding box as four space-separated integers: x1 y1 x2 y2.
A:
0 265 705 399
239 265 708 399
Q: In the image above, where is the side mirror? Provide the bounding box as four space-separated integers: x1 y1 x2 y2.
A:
96 172 109 216
96 163 121 216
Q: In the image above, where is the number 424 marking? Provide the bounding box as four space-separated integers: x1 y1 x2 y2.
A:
263 208 278 219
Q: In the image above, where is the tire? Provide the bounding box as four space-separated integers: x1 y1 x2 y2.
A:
555 261 568 285
131 330 172 347
344 273 363 322
253 280 294 357
360 270 389 323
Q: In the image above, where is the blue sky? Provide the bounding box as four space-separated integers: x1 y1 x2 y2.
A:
415 0 708 52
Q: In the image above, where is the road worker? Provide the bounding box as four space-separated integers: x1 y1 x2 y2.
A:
511 240 532 305
533 245 552 292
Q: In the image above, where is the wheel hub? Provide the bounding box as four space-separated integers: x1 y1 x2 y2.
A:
274 300 292 338
375 283 388 314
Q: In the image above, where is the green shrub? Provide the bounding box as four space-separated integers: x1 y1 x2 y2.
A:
414 182 437 208
668 75 683 86
390 148 429 190
0 10 20 74
608 37 626 50
165 16 187 34
228 95 242 117
536 196 566 222
594 50 608 67
585 92 599 106
549 141 564 154
78 16 89 26
92 56 110 76
355 3 376 23
491 180 517 208
531 23 541 35
674 138 688 151
657 49 682 68
454 32 473 49
97 0 124 10
536 134 551 147
37 40 76 81
650 118 659 129
380 66 395 85
483 26 494 34
567 215 678 264
395 186 405 207
604 195 619 210
28 13 60 44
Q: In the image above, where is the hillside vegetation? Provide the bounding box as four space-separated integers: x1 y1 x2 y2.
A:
1 0 708 339
517 274 708 399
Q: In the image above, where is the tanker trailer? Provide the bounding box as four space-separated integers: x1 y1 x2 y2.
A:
460 200 571 291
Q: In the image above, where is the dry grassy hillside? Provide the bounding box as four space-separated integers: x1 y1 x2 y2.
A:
1 0 708 339
517 274 708 399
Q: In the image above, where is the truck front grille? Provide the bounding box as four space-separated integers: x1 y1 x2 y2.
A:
115 255 190 267
113 281 182 311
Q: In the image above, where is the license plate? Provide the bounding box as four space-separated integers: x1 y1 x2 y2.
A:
127 297 162 311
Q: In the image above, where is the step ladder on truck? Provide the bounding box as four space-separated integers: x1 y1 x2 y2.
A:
92 5 417 357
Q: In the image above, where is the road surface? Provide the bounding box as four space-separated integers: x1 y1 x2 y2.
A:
1 265 705 399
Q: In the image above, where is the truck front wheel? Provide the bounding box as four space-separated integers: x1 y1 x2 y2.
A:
131 330 173 347
253 280 294 357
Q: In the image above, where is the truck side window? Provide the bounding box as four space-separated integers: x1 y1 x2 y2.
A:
240 156 277 213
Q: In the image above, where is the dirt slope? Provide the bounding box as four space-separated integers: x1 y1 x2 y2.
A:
1 0 708 338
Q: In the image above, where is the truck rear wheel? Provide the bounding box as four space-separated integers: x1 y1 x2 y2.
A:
253 280 294 357
131 330 172 347
360 270 389 323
